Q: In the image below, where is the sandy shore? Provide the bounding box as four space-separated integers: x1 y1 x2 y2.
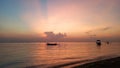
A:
25 56 120 68
73 57 120 68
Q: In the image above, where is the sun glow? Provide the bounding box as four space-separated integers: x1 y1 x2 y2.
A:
1 0 119 42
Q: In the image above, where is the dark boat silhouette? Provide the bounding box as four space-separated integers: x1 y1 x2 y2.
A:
96 40 101 45
106 41 109 44
47 42 57 45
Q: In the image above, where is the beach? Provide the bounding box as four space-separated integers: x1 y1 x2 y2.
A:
25 56 120 68
74 57 120 68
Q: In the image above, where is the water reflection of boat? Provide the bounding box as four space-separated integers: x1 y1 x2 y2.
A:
47 43 57 45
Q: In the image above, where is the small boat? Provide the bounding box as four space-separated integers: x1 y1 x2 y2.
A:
96 40 101 45
47 43 57 45
106 41 109 44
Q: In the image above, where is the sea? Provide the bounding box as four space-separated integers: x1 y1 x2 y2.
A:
0 42 120 68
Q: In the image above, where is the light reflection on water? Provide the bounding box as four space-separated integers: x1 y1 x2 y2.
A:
0 42 120 68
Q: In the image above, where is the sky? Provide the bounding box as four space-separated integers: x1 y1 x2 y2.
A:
0 0 120 42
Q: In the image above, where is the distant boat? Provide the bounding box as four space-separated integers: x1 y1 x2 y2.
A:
46 42 58 45
106 41 109 44
96 40 101 45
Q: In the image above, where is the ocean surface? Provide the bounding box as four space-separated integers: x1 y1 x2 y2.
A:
0 42 120 68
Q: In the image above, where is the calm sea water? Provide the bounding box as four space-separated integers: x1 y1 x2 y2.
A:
0 42 120 68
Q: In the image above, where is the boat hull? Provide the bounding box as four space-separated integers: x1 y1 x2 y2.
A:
47 43 57 45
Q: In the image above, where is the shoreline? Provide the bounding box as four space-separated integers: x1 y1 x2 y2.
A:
25 56 120 68
73 57 120 68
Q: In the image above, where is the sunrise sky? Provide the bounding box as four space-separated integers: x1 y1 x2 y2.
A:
0 0 120 42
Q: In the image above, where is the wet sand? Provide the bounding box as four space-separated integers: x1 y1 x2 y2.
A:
73 57 120 68
25 56 120 68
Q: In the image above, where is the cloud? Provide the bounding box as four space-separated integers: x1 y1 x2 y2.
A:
85 31 93 34
44 32 66 41
99 27 111 31
85 31 97 38
85 26 111 38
